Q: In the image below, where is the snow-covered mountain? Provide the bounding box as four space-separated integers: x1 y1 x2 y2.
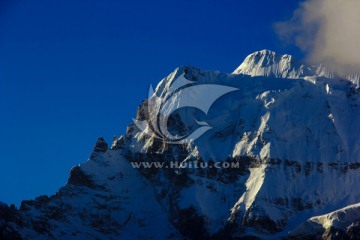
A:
1 50 360 240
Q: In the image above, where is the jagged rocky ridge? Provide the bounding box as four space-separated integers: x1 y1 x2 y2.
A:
1 50 360 239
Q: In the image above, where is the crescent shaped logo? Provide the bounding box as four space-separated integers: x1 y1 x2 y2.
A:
133 73 238 144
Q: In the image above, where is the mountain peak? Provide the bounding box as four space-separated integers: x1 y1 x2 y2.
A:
232 50 310 78
252 49 278 56
233 50 360 85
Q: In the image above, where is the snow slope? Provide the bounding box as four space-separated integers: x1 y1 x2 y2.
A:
290 203 360 239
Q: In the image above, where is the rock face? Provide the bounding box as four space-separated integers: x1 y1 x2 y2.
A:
0 203 22 240
1 50 360 239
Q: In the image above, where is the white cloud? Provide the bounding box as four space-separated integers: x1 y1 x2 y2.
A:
276 0 360 71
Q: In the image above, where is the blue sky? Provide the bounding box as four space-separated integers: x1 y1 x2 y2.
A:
0 0 303 206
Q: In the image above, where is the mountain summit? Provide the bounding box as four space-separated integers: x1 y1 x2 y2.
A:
232 49 310 78
233 50 360 85
1 50 360 240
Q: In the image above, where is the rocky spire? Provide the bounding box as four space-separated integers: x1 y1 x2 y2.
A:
89 137 108 159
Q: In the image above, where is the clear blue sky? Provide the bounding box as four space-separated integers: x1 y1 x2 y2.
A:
0 0 302 206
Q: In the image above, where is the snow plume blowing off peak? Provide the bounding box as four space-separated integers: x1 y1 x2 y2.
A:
276 0 360 73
